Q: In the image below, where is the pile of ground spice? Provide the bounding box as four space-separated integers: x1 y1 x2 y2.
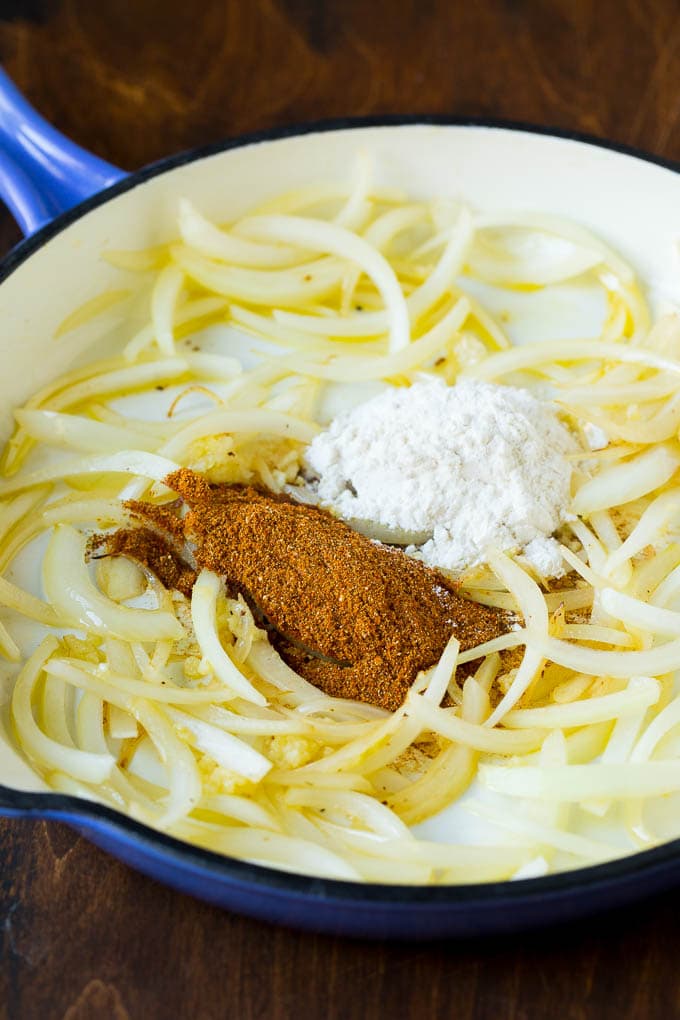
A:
94 526 196 599
96 468 509 711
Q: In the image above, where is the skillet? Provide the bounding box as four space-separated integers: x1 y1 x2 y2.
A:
1 68 679 937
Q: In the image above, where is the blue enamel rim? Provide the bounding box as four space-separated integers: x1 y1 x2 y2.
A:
1 115 679 935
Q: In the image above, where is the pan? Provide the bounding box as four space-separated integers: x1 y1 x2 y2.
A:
1 67 679 938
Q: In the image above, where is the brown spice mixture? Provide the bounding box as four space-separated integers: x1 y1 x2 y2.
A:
125 499 186 543
96 468 510 710
99 526 197 599
164 468 509 711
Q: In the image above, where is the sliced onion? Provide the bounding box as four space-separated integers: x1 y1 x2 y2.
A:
0 450 181 498
11 638 115 783
15 409 161 454
481 761 680 801
502 678 659 729
178 198 309 268
235 214 410 353
165 706 271 781
151 264 184 356
43 526 184 641
572 445 680 516
191 569 266 705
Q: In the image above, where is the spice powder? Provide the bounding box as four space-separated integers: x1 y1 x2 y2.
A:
99 468 510 712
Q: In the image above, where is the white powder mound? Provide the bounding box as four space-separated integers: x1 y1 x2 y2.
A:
305 378 576 576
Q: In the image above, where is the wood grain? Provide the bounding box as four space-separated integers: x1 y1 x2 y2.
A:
0 1 679 1017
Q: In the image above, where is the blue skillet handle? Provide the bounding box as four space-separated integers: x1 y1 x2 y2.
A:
0 67 127 236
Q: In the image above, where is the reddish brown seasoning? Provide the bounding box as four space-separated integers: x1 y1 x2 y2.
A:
125 499 187 543
98 526 197 599
174 470 507 709
97 468 510 710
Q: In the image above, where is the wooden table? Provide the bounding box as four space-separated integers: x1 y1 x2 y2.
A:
1 2 679 1017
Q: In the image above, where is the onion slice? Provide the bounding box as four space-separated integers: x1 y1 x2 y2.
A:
43 526 184 641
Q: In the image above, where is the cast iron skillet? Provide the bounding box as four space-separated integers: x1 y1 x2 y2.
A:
1 67 679 939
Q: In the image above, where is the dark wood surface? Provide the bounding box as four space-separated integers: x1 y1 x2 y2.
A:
1 1 680 1017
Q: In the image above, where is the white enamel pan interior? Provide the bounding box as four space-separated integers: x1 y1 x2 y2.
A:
0 121 679 935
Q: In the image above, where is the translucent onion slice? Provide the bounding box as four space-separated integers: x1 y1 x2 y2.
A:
54 288 133 338
43 526 184 641
631 697 680 762
334 150 373 230
246 640 333 707
11 638 115 782
283 788 412 839
0 618 19 661
480 761 680 801
151 264 184 356
474 211 635 283
160 409 318 461
585 393 680 445
41 357 191 412
487 549 548 632
467 228 602 286
124 296 229 362
199 794 281 831
603 487 680 577
46 658 237 705
275 296 470 383
172 823 360 881
171 245 344 307
42 658 201 823
456 632 529 665
558 376 680 406
267 769 373 791
133 701 202 825
532 633 680 678
572 445 680 516
107 703 139 740
482 550 548 727
165 706 271 781
600 588 680 637
466 339 680 383
502 678 659 729
322 827 534 880
362 203 428 251
0 450 181 498
582 676 652 816
15 409 161 454
406 695 546 754
386 674 487 825
465 801 623 861
0 575 58 625
422 635 460 705
178 198 309 268
485 649 545 730
236 214 410 353
191 569 266 706
274 207 473 340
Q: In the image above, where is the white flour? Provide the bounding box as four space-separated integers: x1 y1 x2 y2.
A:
305 378 576 576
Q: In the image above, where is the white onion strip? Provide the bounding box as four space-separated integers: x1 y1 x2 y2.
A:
236 215 410 353
191 569 266 706
151 264 184 356
11 638 115 783
572 445 680 516
165 706 271 781
160 409 318 460
0 451 180 498
481 761 680 801
43 526 184 641
15 409 161 455
502 678 660 729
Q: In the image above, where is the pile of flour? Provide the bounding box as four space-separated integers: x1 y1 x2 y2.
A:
305 378 576 577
